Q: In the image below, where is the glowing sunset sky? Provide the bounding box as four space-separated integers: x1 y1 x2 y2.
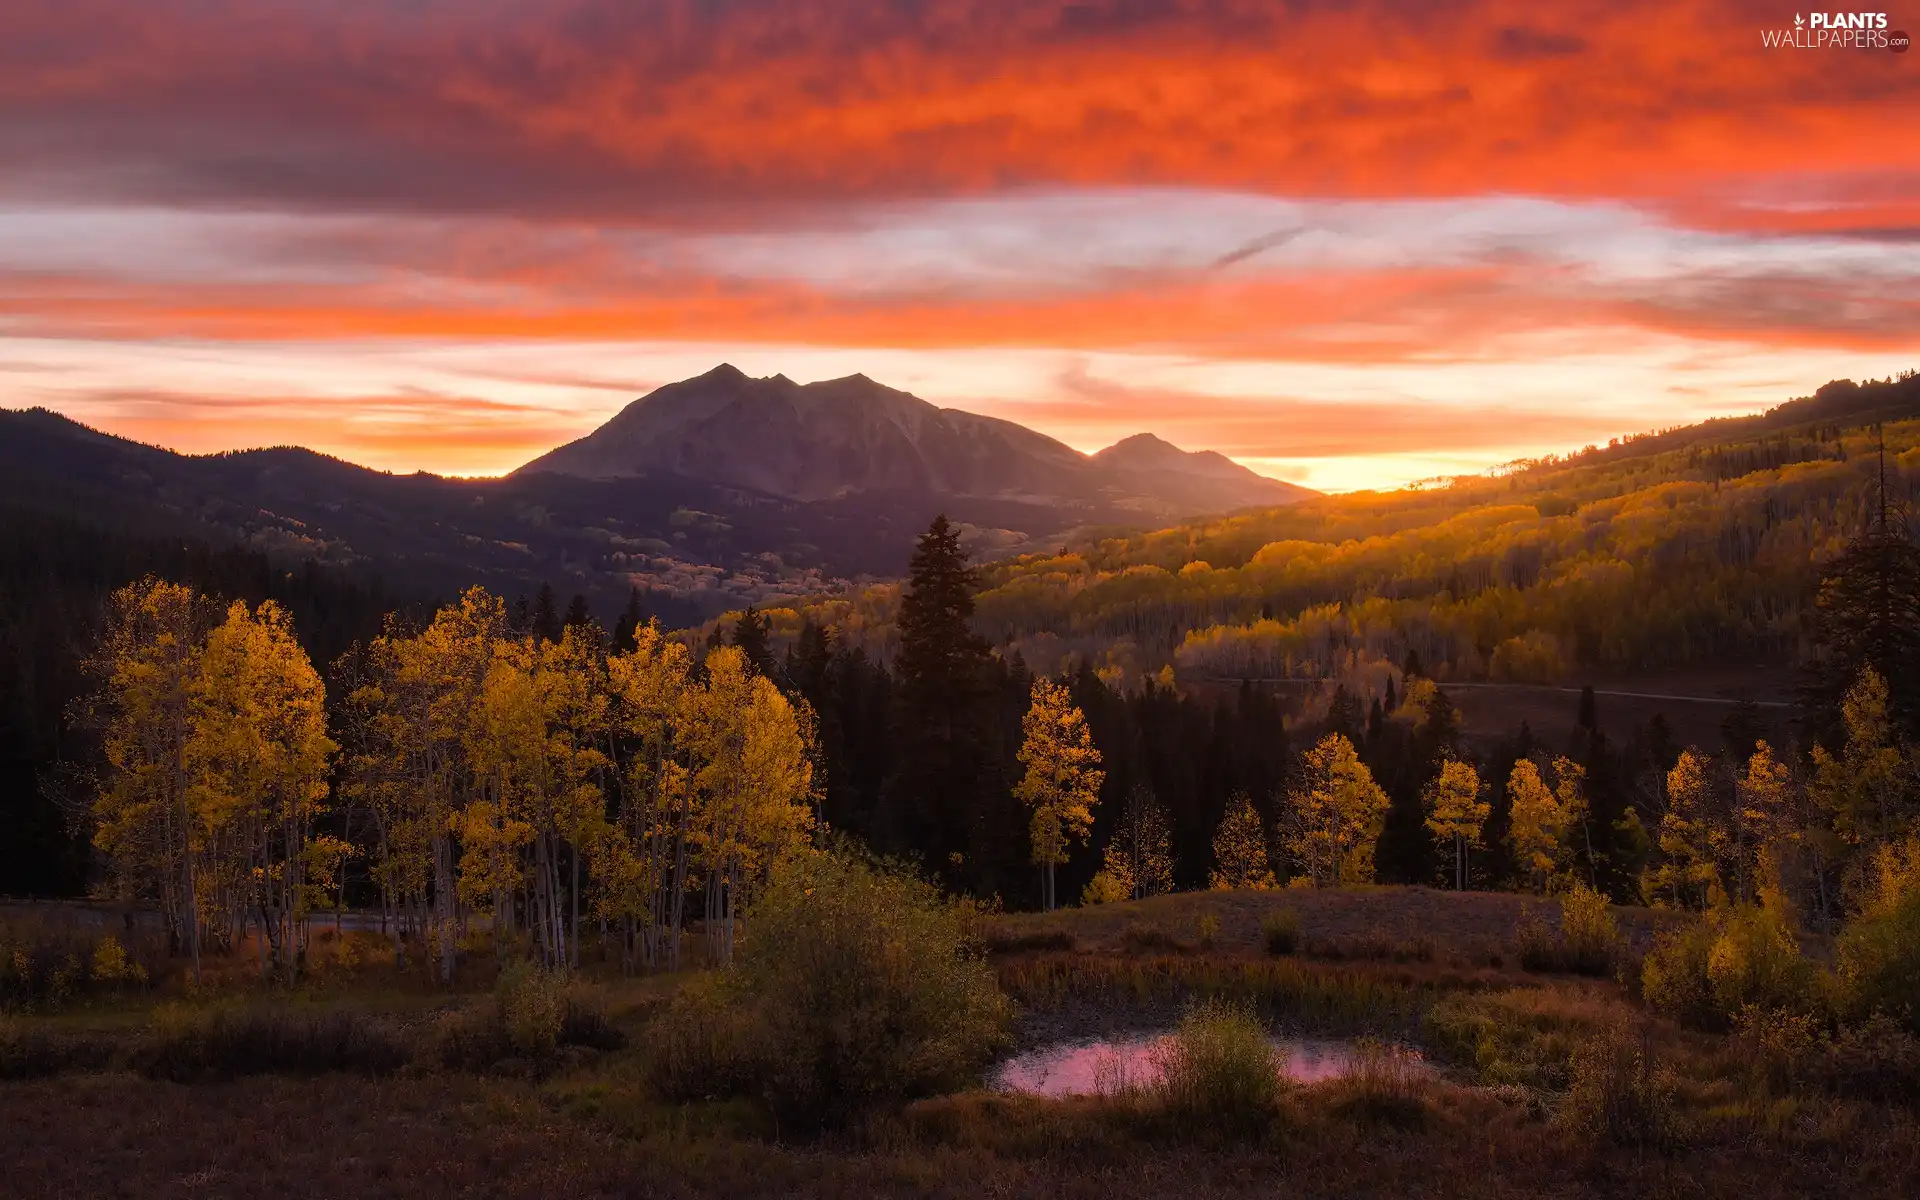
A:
1 1 1915 491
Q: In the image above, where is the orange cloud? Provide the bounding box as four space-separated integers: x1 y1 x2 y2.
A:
0 2 1913 228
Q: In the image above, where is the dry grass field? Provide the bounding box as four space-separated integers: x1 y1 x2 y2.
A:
2 885 1914 1200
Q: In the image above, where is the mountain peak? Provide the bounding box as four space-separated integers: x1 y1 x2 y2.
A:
512 366 1313 514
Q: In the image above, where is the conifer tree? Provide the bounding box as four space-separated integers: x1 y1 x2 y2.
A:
730 606 777 678
1015 677 1104 910
612 587 647 654
889 515 995 884
1209 792 1276 890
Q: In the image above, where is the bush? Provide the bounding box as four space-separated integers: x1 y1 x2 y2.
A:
1561 1023 1678 1151
667 850 1012 1127
1835 888 1920 1036
1081 870 1129 906
1150 998 1282 1138
1260 910 1301 956
1640 920 1720 1029
1325 1037 1429 1129
434 968 623 1070
1643 906 1815 1031
498 960 565 1056
1422 989 1606 1091
0 917 160 1011
1517 887 1618 976
650 973 767 1101
137 1004 409 1081
0 1019 117 1079
1807 1015 1920 1106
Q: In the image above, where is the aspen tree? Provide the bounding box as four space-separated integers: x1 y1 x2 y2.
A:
1645 749 1724 909
1014 677 1105 911
1283 733 1388 887
1423 758 1487 891
1210 792 1277 890
89 579 211 982
1505 760 1564 894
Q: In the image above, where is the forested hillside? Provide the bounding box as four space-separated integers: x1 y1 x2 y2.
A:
963 375 1920 687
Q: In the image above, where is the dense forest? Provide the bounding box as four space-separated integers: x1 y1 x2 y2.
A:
751 374 1920 691
5 374 1918 921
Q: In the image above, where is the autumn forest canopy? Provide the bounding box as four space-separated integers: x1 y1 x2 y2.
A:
4 372 1919 933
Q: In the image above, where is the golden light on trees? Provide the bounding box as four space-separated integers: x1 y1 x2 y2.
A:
1014 677 1105 911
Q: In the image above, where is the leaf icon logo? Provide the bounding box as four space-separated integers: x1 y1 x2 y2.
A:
1794 12 1804 25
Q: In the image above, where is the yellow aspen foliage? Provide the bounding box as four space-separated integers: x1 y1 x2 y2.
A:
1014 676 1105 911
1505 759 1564 894
1810 668 1912 848
1209 792 1276 890
1100 783 1175 901
1644 749 1725 910
1282 733 1388 887
1423 758 1486 890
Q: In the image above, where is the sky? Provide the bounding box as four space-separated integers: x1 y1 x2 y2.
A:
1 1 1916 492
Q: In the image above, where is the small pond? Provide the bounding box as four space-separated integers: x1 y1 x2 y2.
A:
991 1034 1429 1097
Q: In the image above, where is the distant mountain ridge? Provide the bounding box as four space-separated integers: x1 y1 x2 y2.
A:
515 364 1312 517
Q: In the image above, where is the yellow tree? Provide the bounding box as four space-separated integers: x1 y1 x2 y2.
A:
1283 733 1388 887
1644 748 1724 910
1210 792 1276 890
1551 756 1596 889
1014 676 1105 911
1810 668 1911 849
1505 759 1564 894
606 621 697 970
187 600 335 983
686 646 815 963
1736 740 1799 907
1095 782 1175 902
88 579 211 982
1424 758 1486 891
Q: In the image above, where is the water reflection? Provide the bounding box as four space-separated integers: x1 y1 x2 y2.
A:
992 1034 1425 1097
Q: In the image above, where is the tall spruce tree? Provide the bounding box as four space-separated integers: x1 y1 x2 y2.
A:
1803 427 1920 743
888 515 996 886
730 606 777 678
612 587 646 653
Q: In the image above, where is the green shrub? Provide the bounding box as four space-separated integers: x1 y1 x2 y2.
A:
649 973 767 1101
1640 920 1720 1029
497 960 565 1056
434 970 623 1070
1642 906 1814 1031
1260 910 1301 956
1807 1015 1920 1106
668 850 1012 1127
1150 998 1282 1138
137 1004 409 1081
1561 1023 1678 1150
1835 889 1920 1036
1706 906 1816 1018
1422 990 1605 1091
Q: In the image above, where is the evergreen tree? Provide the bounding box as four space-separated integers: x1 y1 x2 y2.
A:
563 592 595 633
1577 684 1598 734
531 583 562 645
888 515 996 886
611 587 647 654
730 606 777 678
1803 426 1920 742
